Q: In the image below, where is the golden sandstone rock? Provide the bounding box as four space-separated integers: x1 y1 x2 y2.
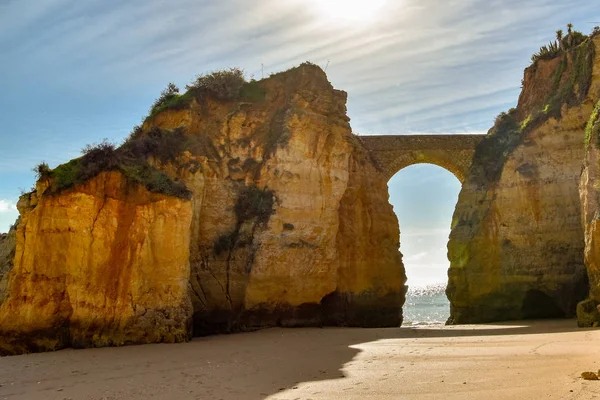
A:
578 47 600 327
0 172 193 354
139 65 406 333
448 35 600 324
0 64 406 354
2 32 600 353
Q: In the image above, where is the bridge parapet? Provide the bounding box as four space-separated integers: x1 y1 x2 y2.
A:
359 134 486 182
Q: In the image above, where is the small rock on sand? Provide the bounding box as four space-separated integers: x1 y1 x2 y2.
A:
581 372 598 380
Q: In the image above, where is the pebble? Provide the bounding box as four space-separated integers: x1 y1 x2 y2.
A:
581 371 598 380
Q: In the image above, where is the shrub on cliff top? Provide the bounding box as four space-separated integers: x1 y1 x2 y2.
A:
144 69 266 123
542 38 595 120
185 68 266 103
530 24 591 65
44 130 192 199
151 82 179 109
33 162 51 180
80 140 120 175
521 33 595 130
148 82 186 118
48 140 121 192
51 159 85 192
123 124 144 144
121 127 186 163
531 41 561 64
186 68 247 101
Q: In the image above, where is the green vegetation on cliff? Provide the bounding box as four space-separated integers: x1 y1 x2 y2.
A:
453 24 597 230
147 82 192 119
213 184 276 310
31 67 286 201
545 39 595 119
448 26 597 325
585 101 600 149
37 128 192 199
146 68 266 122
527 25 596 125
531 24 591 64
214 185 275 255
234 185 276 226
469 109 523 188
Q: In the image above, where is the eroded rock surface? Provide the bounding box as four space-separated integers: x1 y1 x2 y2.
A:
578 93 600 326
0 64 406 354
0 218 18 307
447 36 599 323
145 65 406 333
0 172 193 355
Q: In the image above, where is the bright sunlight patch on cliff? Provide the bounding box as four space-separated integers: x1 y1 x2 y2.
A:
308 0 387 23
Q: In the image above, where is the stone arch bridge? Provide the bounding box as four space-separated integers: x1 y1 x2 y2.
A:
359 134 486 182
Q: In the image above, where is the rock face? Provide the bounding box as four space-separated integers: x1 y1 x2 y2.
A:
577 86 600 326
146 65 406 333
447 36 599 323
0 64 406 354
0 172 193 355
0 218 18 307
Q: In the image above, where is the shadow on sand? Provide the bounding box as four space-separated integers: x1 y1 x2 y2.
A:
0 319 588 400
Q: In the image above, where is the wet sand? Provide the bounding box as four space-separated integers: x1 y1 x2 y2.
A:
1 320 599 399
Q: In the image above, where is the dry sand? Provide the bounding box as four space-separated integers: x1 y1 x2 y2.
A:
1 320 600 399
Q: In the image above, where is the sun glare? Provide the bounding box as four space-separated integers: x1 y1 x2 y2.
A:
310 0 387 23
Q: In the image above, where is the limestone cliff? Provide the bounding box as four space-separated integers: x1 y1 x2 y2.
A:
0 219 17 307
577 97 600 326
447 35 599 323
0 64 405 354
144 65 405 333
0 173 193 355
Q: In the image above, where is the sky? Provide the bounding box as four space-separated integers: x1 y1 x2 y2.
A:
0 0 598 286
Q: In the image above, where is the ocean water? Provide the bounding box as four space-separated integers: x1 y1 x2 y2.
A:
402 283 449 326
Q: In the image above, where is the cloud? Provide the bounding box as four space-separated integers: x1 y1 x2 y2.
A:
400 228 451 238
0 0 595 281
0 200 16 213
0 0 598 191
2 0 595 283
404 251 428 262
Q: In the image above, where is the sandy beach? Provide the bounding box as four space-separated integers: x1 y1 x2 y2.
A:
1 320 599 400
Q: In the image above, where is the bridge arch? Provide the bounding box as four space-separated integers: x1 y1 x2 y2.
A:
359 134 485 183
385 152 468 183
